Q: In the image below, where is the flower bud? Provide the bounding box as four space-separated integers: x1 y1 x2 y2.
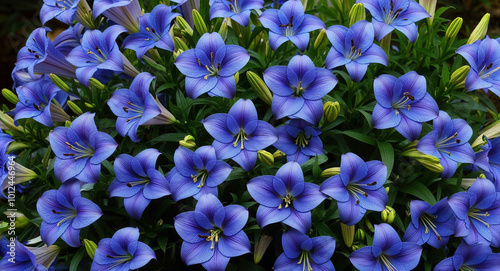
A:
351 244 360 251
320 167 341 178
341 223 355 248
84 102 95 109
349 4 366 26
173 49 184 60
381 206 396 224
174 37 189 52
218 20 228 40
179 135 196 149
323 101 340 122
2 88 18 104
467 13 490 44
2 212 29 228
0 221 8 234
67 100 83 116
235 72 239 85
0 111 23 135
385 187 390 194
445 17 463 41
449 65 470 87
258 150 274 166
7 142 29 153
254 235 273 264
419 0 436 23
472 120 500 148
89 78 105 90
355 229 365 241
176 16 194 36
247 71 272 106
84 239 98 260
273 150 286 159
314 29 329 50
400 144 443 173
49 73 70 92
65 120 72 128
192 9 208 35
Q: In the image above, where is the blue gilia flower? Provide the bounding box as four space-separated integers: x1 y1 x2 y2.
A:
456 36 500 97
66 25 139 87
49 112 118 183
325 20 388 82
403 198 455 249
247 162 326 233
174 32 250 99
36 179 103 247
274 229 336 271
93 0 142 33
123 4 180 60
168 146 232 201
108 148 170 220
0 239 59 271
474 136 500 189
448 177 500 247
371 71 439 141
434 241 500 271
40 0 79 25
273 119 324 165
320 152 388 226
416 111 475 179
260 0 325 51
91 227 156 270
107 72 176 142
209 0 264 27
14 77 69 127
174 193 251 271
357 0 429 42
350 223 423 271
263 55 338 124
202 99 278 171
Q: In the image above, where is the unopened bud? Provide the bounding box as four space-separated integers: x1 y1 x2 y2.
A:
49 73 70 92
419 0 436 23
320 167 341 178
173 49 183 59
467 13 490 44
349 4 366 26
179 135 196 149
83 239 97 260
341 223 355 248
192 9 208 35
84 102 95 109
176 16 194 36
258 150 274 166
218 21 228 40
89 78 105 90
355 229 365 241
351 244 360 251
67 101 83 115
2 89 18 104
400 144 443 173
449 65 470 87
65 120 72 128
273 150 286 159
381 206 396 224
314 29 329 50
234 72 239 85
445 17 463 41
472 120 500 148
323 101 340 122
385 187 390 194
254 235 273 264
247 71 272 106
174 37 189 52
0 111 23 135
7 142 29 153
0 221 8 234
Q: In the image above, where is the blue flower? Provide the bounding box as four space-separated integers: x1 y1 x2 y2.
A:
49 112 118 183
274 229 336 271
448 177 500 247
371 71 439 141
247 162 326 233
273 119 324 164
108 148 170 220
123 4 180 59
168 146 232 201
203 99 278 171
174 193 251 271
51 23 85 57
260 0 325 51
325 20 388 82
320 152 388 226
174 32 250 99
0 239 58 271
416 111 475 179
93 0 142 33
91 227 156 271
474 136 500 189
350 223 423 271
456 36 500 97
263 55 338 124
357 0 429 42
209 0 264 27
40 0 80 26
403 198 455 248
434 241 500 271
36 179 103 247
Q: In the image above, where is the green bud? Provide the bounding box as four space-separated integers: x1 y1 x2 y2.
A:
89 78 105 90
218 21 228 40
15 212 29 228
65 120 72 128
246 71 273 106
467 13 490 44
174 37 189 52
400 144 444 173
257 150 274 166
50 73 71 92
381 206 396 224
0 221 8 234
7 142 29 153
0 111 24 135
254 235 273 264
67 101 83 116
173 49 183 60
273 150 286 159
84 239 98 260
192 9 208 35
2 88 19 104
349 3 366 26
323 101 340 122
320 167 341 178
179 135 196 149
355 229 365 241
449 65 470 87
234 72 239 85
419 156 444 173
385 187 390 194
445 17 463 41
176 16 194 36
341 223 355 248
84 102 95 109
351 244 360 251
313 29 329 51
472 120 500 148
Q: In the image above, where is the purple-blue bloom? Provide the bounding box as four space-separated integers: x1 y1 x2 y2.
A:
273 119 324 165
416 111 475 179
259 0 325 51
371 71 439 141
357 0 429 42
274 229 336 271
91 227 156 271
350 223 423 271
51 23 85 57
448 177 500 247
93 0 142 33
202 99 278 171
36 179 103 247
0 239 53 271
49 112 118 183
247 162 326 233
403 198 455 248
434 241 500 271
174 193 251 271
320 152 388 226
174 32 250 99
40 0 80 26
209 0 264 27
168 146 232 201
263 55 338 124
474 136 500 189
325 20 388 82
123 4 179 60
456 36 500 97
108 148 170 220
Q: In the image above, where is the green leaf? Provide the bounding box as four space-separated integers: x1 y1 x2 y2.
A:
342 130 376 146
377 141 394 177
148 133 186 144
301 155 328 172
398 181 437 205
69 247 86 271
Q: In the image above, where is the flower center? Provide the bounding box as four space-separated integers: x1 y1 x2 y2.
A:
227 0 241 13
32 102 47 111
478 62 500 79
295 132 309 149
346 39 362 60
55 0 74 10
379 253 398 271
435 132 461 153
63 141 95 160
51 209 77 227
86 46 108 63
392 92 414 114
458 266 477 271
191 169 209 188
125 179 150 188
106 254 134 269
198 52 221 80
198 228 223 250
279 16 294 37
145 27 162 41
419 213 441 241
346 182 377 204
293 80 305 96
27 40 45 60
278 194 293 209
122 101 145 123
233 129 249 149
297 251 313 271
382 0 404 25
468 208 490 228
